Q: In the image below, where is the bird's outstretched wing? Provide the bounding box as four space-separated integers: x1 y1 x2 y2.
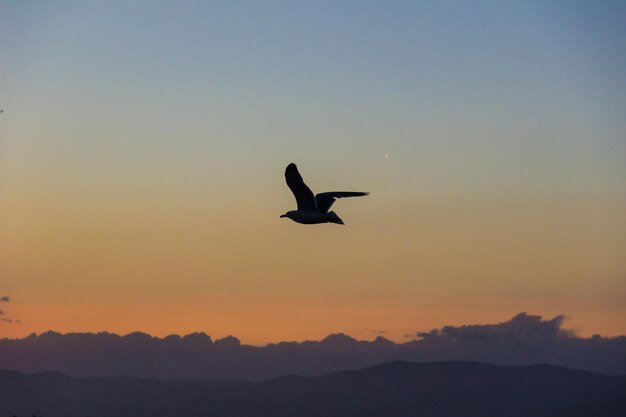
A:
285 163 317 212
316 191 369 213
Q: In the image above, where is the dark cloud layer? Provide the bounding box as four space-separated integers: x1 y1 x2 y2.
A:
417 312 570 340
0 313 623 380
0 296 9 302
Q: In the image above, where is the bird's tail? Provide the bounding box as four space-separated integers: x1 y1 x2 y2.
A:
328 211 345 225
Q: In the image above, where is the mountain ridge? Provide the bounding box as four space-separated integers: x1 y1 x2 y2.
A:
1 360 624 417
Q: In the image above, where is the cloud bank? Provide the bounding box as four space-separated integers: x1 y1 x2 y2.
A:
0 313 623 380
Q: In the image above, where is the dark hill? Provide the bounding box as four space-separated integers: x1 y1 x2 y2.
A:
1 361 624 417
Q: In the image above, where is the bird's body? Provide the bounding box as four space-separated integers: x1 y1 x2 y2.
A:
280 163 368 225
281 210 345 225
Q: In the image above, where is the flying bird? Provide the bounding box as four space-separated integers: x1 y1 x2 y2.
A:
281 163 369 225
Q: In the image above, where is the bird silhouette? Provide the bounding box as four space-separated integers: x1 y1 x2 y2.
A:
280 163 368 225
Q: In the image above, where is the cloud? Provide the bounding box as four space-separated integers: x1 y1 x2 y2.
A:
0 312 622 379
1 318 12 323
405 312 625 372
0 310 4 315
0 296 9 302
416 312 572 341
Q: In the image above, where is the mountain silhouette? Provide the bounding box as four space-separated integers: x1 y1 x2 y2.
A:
1 361 624 417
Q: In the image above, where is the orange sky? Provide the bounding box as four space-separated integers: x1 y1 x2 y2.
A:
2 191 624 343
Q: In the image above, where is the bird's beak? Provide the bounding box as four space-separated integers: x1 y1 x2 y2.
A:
279 214 286 218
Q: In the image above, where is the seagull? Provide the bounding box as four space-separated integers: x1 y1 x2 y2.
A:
280 163 369 225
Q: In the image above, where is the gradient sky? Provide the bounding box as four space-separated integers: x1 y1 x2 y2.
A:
1 1 625 343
